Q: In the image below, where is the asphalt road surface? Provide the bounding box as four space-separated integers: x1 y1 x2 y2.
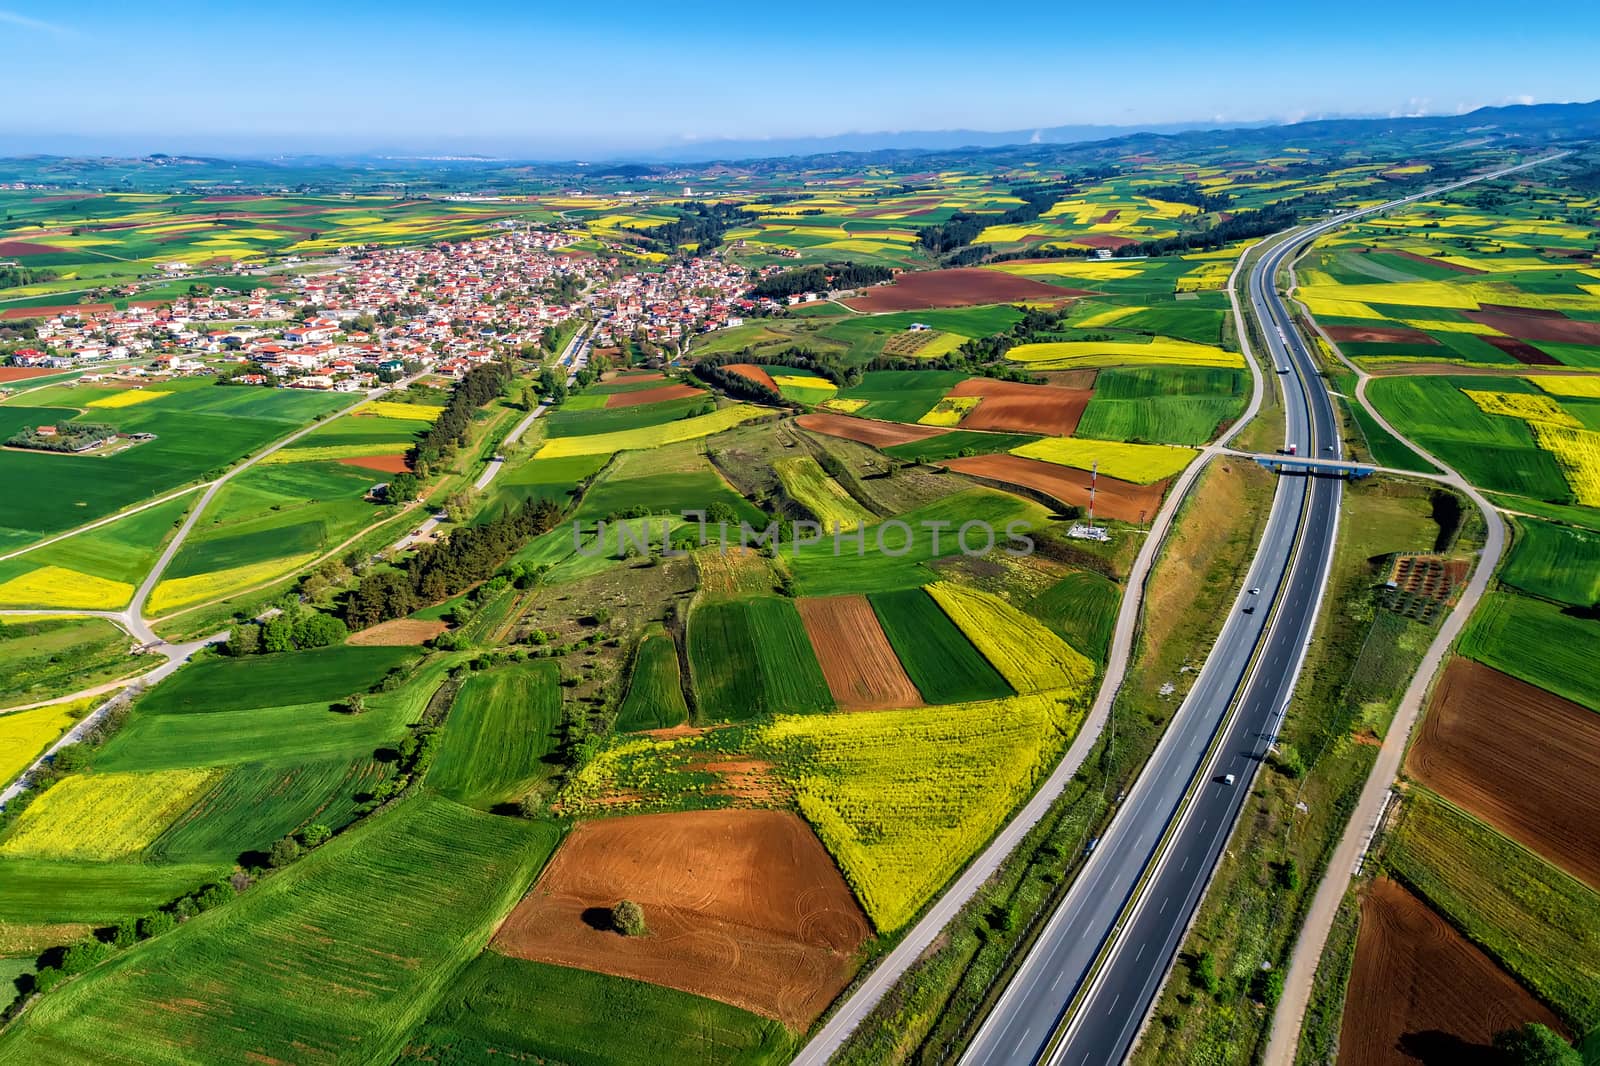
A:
956 157 1556 1066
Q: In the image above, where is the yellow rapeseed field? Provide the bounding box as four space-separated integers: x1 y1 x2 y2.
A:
147 552 318 616
1462 390 1580 427
534 404 767 459
360 400 443 422
1006 339 1242 370
773 456 874 532
916 396 980 427
261 441 410 465
85 390 169 409
0 566 133 611
1528 423 1600 506
0 697 97 789
771 374 838 393
820 398 869 414
1533 376 1600 400
0 769 220 860
926 581 1095 695
1011 436 1197 483
1298 295 1386 321
1074 306 1144 329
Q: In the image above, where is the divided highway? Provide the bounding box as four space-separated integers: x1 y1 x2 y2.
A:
954 158 1558 1066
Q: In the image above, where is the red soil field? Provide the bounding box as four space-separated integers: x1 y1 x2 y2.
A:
346 618 448 646
338 454 411 474
491 809 870 1028
841 268 1085 312
1407 658 1600 888
944 453 1164 522
1325 325 1439 346
947 378 1092 436
726 363 778 391
1339 878 1566 1066
1465 307 1600 346
796 595 923 710
1 303 112 321
0 241 71 257
1480 334 1562 366
1095 209 1120 224
796 412 942 448
603 382 704 408
0 367 60 383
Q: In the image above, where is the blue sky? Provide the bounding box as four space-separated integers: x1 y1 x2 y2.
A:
3 0 1596 157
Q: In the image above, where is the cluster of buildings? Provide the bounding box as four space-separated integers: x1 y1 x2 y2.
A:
6 224 775 388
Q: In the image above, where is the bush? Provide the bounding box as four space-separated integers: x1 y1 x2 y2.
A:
109 917 138 948
1494 1024 1582 1066
516 793 545 819
137 911 175 939
193 881 234 911
59 938 114 975
300 823 332 848
613 899 647 937
268 835 302 868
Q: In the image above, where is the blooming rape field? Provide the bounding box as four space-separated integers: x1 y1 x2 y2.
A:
534 404 768 458
0 565 133 611
0 696 97 788
1011 436 1198 484
925 582 1096 694
773 456 874 533
0 768 219 860
1007 339 1243 370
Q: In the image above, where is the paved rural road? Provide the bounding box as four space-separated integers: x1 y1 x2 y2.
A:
398 327 589 550
954 155 1562 1066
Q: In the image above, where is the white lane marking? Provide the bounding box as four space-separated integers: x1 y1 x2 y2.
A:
1108 993 1121 1015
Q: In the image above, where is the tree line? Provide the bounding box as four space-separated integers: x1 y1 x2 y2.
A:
628 202 754 255
342 496 564 629
749 261 893 298
411 362 511 474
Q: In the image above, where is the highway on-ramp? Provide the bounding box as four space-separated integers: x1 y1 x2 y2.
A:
954 156 1558 1066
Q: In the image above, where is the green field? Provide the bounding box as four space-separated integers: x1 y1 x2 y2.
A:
786 489 1045 596
0 491 195 605
687 597 832 720
0 796 560 1066
773 455 875 531
1501 517 1600 606
146 757 392 864
0 860 224 924
429 661 562 808
834 370 968 423
1457 591 1599 711
545 395 710 437
1026 570 1122 663
0 380 350 550
400 953 794 1066
617 626 690 732
139 645 416 715
0 616 140 707
1385 790 1600 1035
1075 367 1246 446
868 587 1013 704
1366 376 1572 501
881 430 1040 463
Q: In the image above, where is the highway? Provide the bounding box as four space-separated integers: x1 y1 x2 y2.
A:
954 156 1559 1066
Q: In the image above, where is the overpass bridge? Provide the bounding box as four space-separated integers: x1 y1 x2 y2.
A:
1233 450 1377 479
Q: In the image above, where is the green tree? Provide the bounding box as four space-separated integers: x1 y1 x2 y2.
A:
386 472 419 503
136 911 175 939
300 823 332 847
261 616 294 653
268 836 302 868
613 899 647 937
1494 1024 1582 1066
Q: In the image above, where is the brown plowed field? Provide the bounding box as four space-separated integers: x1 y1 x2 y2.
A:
347 618 447 645
796 412 942 448
796 595 922 710
1325 325 1439 346
1407 658 1600 888
1464 307 1600 346
944 453 1164 522
1481 334 1561 365
0 367 59 383
727 363 778 391
338 454 411 474
0 241 71 257
1069 233 1140 250
946 378 1093 436
1 303 112 321
1340 878 1566 1066
603 382 704 408
491 809 870 1028
841 268 1085 312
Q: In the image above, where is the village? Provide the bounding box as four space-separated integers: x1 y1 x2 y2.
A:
0 223 812 390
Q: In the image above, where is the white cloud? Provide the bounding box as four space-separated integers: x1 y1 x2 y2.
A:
0 9 73 35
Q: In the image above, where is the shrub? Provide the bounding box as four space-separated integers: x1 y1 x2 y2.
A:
137 911 175 939
613 899 647 937
268 836 302 868
300 823 332 848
